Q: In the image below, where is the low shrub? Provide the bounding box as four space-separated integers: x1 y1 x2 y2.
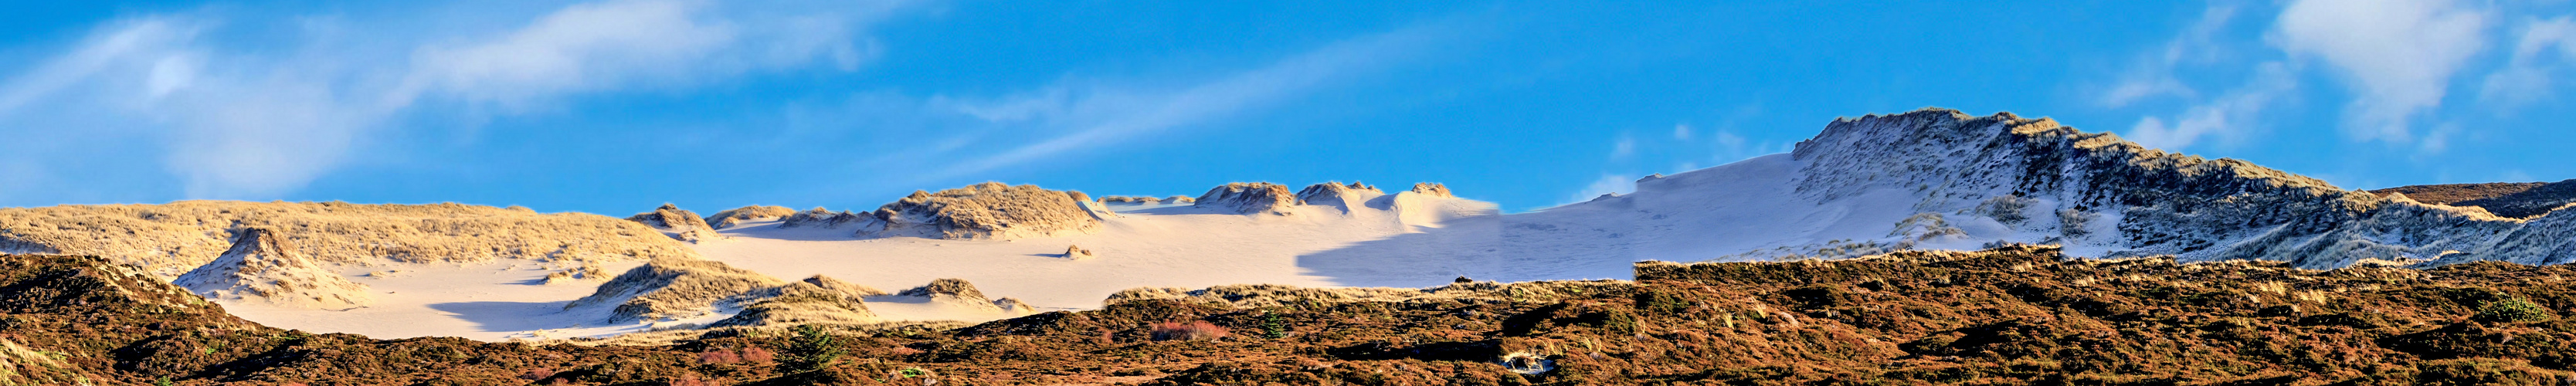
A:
1151 321 1228 341
740 347 776 363
2475 298 2555 323
697 348 741 364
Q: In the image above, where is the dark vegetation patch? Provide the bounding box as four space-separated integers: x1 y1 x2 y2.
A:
6 245 2576 384
2371 182 2551 205
2374 180 2576 218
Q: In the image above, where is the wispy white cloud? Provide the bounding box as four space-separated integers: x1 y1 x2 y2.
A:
2124 62 2296 150
2270 0 2490 146
2100 4 2238 107
0 0 918 199
399 0 742 110
2479 16 2576 110
1555 104 1778 208
2501 169 2537 183
399 0 898 110
0 19 202 114
917 23 1457 181
1565 174 1634 204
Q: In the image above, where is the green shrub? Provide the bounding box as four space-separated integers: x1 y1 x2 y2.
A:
1634 289 1688 315
2473 298 2554 323
1599 309 1638 335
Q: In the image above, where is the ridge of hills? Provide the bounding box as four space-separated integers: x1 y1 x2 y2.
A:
0 201 696 278
2370 180 2576 219
0 107 2572 350
2371 182 2556 206
1501 108 2574 271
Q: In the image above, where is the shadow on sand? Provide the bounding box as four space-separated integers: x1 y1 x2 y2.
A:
1291 211 1644 288
426 301 584 332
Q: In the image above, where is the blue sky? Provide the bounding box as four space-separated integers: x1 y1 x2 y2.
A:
4 0 2574 215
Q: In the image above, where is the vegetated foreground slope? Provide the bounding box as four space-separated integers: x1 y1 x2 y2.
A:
8 245 2574 385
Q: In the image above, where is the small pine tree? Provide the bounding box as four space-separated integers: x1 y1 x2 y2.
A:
779 325 845 373
1261 313 1288 339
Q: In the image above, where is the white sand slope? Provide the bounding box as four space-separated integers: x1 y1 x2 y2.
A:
694 188 1499 314
175 229 377 309
690 154 2034 325
221 259 660 341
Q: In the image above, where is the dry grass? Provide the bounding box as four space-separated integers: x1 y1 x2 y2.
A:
171 228 375 309
704 205 796 229
0 201 694 276
875 182 1104 240
1149 320 1227 341
2371 182 2551 205
568 257 788 323
1193 182 1298 215
708 278 881 328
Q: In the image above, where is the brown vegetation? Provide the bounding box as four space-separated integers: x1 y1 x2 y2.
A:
2372 182 2552 206
2372 180 2576 218
2453 180 2576 218
9 243 2576 384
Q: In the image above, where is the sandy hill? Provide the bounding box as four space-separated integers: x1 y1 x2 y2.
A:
566 257 791 324
626 204 725 243
0 201 695 277
171 228 374 309
1296 181 1383 213
876 182 1105 239
1195 182 1300 215
704 276 883 328
566 257 1023 331
767 182 1106 241
704 205 795 229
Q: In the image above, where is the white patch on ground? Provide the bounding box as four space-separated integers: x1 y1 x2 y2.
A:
219 259 653 340
693 191 1496 319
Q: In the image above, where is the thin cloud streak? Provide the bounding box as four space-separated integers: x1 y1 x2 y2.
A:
0 0 919 200
918 22 1459 182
